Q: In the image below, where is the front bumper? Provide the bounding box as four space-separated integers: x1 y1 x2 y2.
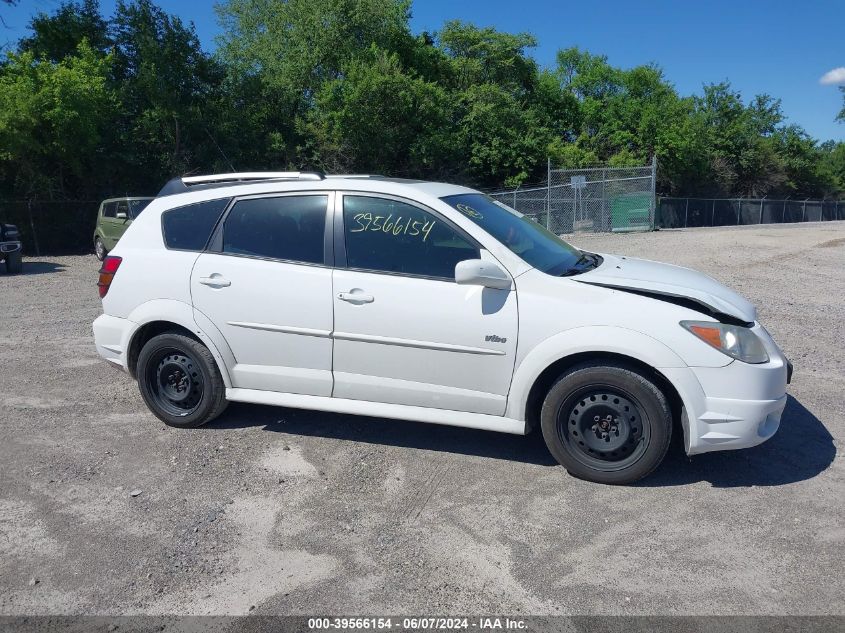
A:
662 326 790 455
0 241 21 254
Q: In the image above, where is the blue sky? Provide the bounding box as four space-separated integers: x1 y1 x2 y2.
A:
3 0 844 141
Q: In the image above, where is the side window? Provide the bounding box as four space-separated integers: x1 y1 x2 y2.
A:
222 195 328 264
115 200 129 217
343 196 478 279
102 202 116 218
162 198 230 251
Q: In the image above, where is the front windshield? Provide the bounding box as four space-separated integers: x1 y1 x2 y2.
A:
441 193 585 276
128 199 152 219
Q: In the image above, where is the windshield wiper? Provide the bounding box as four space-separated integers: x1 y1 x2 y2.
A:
560 252 601 277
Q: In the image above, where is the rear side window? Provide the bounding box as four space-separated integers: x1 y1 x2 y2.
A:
222 195 328 264
102 202 116 218
162 198 230 251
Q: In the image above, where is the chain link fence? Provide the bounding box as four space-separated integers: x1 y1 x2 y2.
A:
0 200 99 255
489 161 657 234
657 197 845 228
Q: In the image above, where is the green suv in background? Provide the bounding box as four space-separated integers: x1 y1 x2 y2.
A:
93 197 154 260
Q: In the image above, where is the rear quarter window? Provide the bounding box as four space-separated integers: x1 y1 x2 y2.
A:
162 198 230 251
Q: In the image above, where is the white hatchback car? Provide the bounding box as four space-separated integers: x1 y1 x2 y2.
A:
93 172 791 484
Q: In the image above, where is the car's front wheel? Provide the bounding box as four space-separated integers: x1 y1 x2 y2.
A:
94 237 107 261
540 361 672 484
136 332 228 428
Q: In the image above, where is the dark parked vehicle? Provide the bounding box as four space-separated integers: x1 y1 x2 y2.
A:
1 223 22 274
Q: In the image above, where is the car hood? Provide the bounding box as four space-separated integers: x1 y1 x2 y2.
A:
574 254 757 323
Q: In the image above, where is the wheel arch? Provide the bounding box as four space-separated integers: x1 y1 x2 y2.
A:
123 300 234 388
507 327 688 442
521 351 683 437
126 321 198 378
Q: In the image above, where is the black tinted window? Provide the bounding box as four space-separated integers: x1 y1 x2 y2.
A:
102 202 116 218
223 195 327 264
343 196 478 278
162 198 230 251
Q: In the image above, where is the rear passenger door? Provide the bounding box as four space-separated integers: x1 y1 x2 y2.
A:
190 193 335 396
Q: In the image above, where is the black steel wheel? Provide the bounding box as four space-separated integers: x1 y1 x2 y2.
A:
136 332 228 428
541 361 672 484
556 388 650 472
147 349 204 417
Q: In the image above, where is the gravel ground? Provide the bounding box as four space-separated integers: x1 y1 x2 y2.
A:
0 221 842 617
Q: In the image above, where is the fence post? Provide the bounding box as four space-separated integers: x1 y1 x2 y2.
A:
802 199 808 222
601 167 607 231
27 199 41 257
684 198 689 228
546 157 552 230
783 197 789 223
736 198 741 225
650 155 657 229
711 199 716 226
759 197 765 224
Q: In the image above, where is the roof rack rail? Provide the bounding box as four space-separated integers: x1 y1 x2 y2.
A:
182 171 325 185
157 171 326 197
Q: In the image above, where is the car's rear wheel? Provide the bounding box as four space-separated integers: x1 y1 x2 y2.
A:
136 332 228 428
94 237 107 261
540 361 672 485
5 250 22 274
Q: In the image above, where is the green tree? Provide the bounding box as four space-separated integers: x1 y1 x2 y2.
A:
438 21 551 185
111 0 227 189
18 0 109 62
694 82 786 196
455 83 549 187
437 20 537 95
216 0 413 101
215 0 415 171
304 48 453 176
0 40 116 198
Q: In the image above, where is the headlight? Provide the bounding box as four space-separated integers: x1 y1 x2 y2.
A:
680 320 769 364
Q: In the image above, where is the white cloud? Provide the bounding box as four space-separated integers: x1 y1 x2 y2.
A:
819 67 845 85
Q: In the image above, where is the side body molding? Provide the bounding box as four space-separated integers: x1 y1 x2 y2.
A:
505 326 687 422
124 299 236 388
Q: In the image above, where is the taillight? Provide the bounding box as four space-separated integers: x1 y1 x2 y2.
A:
97 256 122 298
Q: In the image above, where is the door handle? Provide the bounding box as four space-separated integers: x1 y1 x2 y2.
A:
198 274 231 288
337 290 374 304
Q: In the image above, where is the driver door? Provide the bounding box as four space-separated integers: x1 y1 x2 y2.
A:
331 193 518 415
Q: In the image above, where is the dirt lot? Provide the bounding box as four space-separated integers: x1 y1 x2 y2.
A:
0 221 843 617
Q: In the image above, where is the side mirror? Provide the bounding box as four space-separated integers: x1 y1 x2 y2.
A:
455 259 511 290
116 211 128 220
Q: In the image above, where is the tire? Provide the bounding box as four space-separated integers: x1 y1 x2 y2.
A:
136 332 228 428
94 237 107 261
5 250 22 274
540 361 672 485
